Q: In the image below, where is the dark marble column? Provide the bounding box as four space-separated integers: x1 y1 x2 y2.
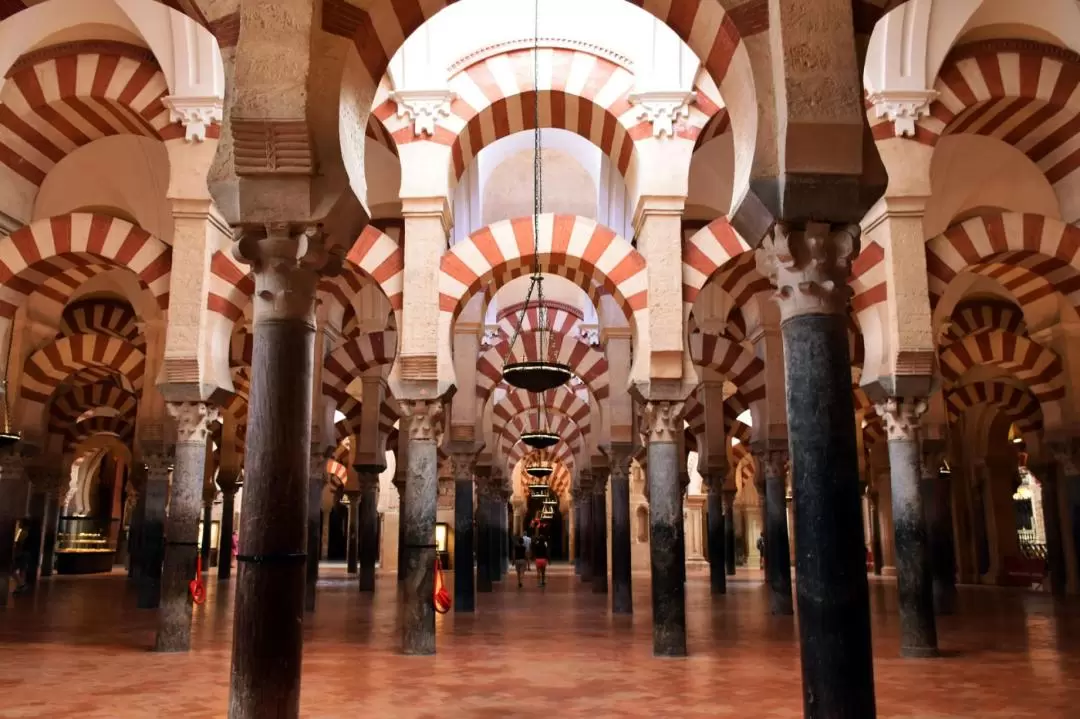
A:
1038 460 1067 597
476 483 492 593
399 400 442 655
758 223 875 715
449 449 476 612
23 482 46 588
609 444 633 614
393 477 407 582
0 450 27 606
345 490 359 574
155 402 218 653
200 496 214 570
578 472 593 582
644 401 687 657
705 470 727 595
305 455 324 612
876 398 938 658
592 475 609 595
218 478 239 581
573 497 582 574
355 466 382 592
923 465 957 615
490 489 504 582
228 228 327 719
723 489 737 575
1048 444 1079 596
137 455 171 609
497 492 509 577
678 471 689 585
866 488 885 576
753 444 793 614
127 464 147 581
40 484 60 578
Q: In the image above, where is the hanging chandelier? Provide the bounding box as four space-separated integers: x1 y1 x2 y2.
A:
520 394 559 450
525 453 554 479
500 0 571 395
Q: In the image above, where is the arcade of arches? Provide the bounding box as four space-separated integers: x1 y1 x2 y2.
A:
0 0 1079 717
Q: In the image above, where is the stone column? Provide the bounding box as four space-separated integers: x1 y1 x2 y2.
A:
592 473 609 595
228 226 330 719
1038 459 1067 597
345 490 360 574
305 453 324 611
218 474 239 581
40 479 61 579
354 466 381 592
137 455 170 609
0 449 27 606
476 480 493 593
722 489 737 575
757 222 875 713
1049 444 1078 596
393 477 407 581
498 489 510 576
490 488 504 582
21 469 49 589
449 448 476 612
155 402 218 653
704 470 727 595
678 471 689 585
874 397 937 657
398 400 442 655
922 449 957 615
866 488 885 576
578 471 593 582
643 401 687 656
200 492 215 570
753 444 793 614
609 444 633 613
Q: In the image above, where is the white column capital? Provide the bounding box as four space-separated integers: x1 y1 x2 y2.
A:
389 89 456 138
167 402 220 445
628 90 695 138
866 88 937 138
756 221 860 320
163 96 223 142
873 397 927 443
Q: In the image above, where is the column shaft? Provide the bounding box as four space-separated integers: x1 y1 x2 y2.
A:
592 486 609 594
579 492 592 582
0 453 26 607
476 492 492 593
723 491 737 575
402 432 438 655
490 497 503 582
765 468 794 614
305 476 321 611
395 480 407 582
24 488 46 588
219 490 236 580
648 437 686 656
924 476 957 614
200 500 214 569
868 494 884 576
358 480 379 592
1042 465 1067 597
345 494 359 574
611 471 632 613
137 470 169 609
454 478 475 611
707 488 726 594
40 490 60 578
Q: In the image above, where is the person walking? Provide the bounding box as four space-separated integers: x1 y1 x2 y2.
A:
512 536 527 588
533 535 549 587
522 532 532 571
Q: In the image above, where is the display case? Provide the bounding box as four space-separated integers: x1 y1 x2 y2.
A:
55 517 117 575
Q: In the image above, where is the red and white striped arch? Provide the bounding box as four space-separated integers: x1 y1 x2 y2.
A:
333 395 398 445
925 213 1080 310
440 214 646 343
476 332 609 403
682 217 754 319
946 380 1043 436
322 331 397 402
366 114 398 158
942 299 1028 345
498 412 585 465
938 330 1064 403
0 44 187 188
508 442 575 479
513 450 573 496
66 414 134 449
493 301 583 342
325 459 350 488
492 387 591 438
22 335 145 404
689 332 766 403
58 297 143 346
48 381 137 432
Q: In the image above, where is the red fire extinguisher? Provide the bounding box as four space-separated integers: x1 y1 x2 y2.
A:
433 556 451 614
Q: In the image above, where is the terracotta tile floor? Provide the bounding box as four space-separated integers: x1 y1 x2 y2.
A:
0 565 1077 718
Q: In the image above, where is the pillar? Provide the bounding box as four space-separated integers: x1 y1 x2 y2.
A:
40 482 60 579
1039 460 1067 597
155 402 218 652
137 454 171 609
866 489 885 576
498 490 510 576
723 489 737 575
753 445 793 614
0 449 26 606
757 222 875 714
705 470 727 595
923 460 957 614
394 477 407 581
643 401 686 656
609 444 633 613
305 455 324 611
592 474 609 594
1049 444 1078 595
355 466 381 592
345 490 360 574
490 488 504 582
578 472 593 582
449 449 476 612
218 476 239 581
476 481 493 593
23 479 46 588
399 400 442 655
200 495 214 570
228 226 327 718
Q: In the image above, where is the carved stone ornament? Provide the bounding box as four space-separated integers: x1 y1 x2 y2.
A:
755 449 788 481
163 95 223 142
642 401 684 443
867 89 938 138
449 453 475 482
400 400 445 443
702 468 728 494
389 89 456 138
606 443 633 483
167 402 220 444
230 118 313 175
872 397 927 442
755 221 861 320
1049 440 1080 477
628 90 694 138
144 453 173 482
233 224 342 323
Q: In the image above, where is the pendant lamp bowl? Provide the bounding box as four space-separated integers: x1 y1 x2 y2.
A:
526 465 554 479
0 432 19 450
520 431 560 450
503 361 572 393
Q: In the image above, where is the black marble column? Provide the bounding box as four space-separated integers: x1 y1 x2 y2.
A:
218 482 238 581
573 499 583 574
155 402 217 653
228 231 324 719
305 459 323 612
451 456 475 612
0 450 26 608
355 467 381 592
923 471 957 614
706 473 726 595
644 402 686 657
498 495 508 576
592 478 608 594
476 486 492 593
754 445 793 614
678 472 689 585
490 492 504 582
200 498 214 570
137 457 170 609
1040 461 1067 597
399 401 441 655
394 478 406 582
345 490 359 574
578 477 593 582
723 489 737 575
866 489 884 576
610 447 632 614
40 487 60 579
1068 471 1080 591
23 484 46 588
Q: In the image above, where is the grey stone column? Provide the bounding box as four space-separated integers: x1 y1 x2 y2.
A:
137 455 170 609
449 448 477 612
578 471 593 582
228 226 329 719
345 490 359 574
752 444 793 614
875 398 937 658
643 401 687 656
705 470 727 595
399 400 442 655
355 465 382 592
609 444 633 613
217 475 239 581
490 486 504 582
1049 444 1079 596
592 474 609 594
921 454 957 615
573 493 583 574
23 478 46 589
126 463 147 581
1036 460 1067 597
155 402 218 653
866 488 884 576
40 482 61 579
200 495 214 570
476 481 493 593
758 222 875 715
722 489 737 575
497 490 508 577
0 449 27 607
305 454 324 611
393 477 406 582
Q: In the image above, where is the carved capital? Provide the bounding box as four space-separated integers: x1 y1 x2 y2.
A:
702 468 728 494
606 442 633 484
722 488 737 512
389 89 455 137
399 400 444 443
354 464 383 490
756 221 860 320
144 453 173 483
873 397 927 442
163 95 223 142
642 401 684 443
233 224 341 323
167 402 219 445
628 90 694 138
867 89 937 138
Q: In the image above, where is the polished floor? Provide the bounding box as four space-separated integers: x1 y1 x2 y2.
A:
0 564 1077 718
